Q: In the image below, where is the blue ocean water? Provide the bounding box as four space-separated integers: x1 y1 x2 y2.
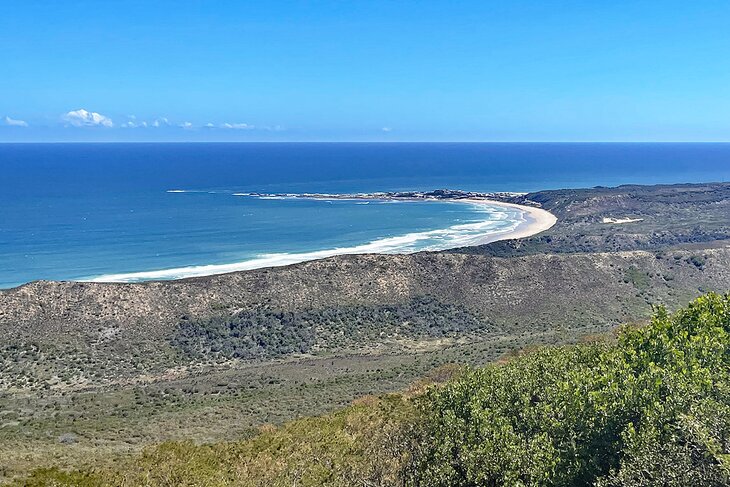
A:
1 143 729 289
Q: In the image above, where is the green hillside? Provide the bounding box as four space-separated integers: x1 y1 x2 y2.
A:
15 293 730 486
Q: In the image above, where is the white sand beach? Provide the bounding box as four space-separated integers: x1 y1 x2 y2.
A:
454 198 557 245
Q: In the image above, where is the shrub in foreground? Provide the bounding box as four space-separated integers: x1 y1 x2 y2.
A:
417 292 730 485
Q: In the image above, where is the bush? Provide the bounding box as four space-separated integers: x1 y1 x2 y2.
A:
415 293 730 486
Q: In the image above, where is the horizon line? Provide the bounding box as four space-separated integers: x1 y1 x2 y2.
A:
3 140 730 145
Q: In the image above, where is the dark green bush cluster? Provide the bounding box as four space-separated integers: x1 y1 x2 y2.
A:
173 309 317 360
171 297 490 360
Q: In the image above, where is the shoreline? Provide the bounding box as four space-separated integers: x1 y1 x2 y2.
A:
462 198 557 245
81 198 556 284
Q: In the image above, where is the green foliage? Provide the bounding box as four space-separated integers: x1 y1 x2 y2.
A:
16 468 105 487
687 253 707 269
13 396 418 487
623 265 651 290
12 293 730 486
171 297 491 360
416 293 730 486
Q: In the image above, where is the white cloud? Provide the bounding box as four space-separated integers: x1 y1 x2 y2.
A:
186 121 283 131
382 127 392 132
3 116 28 127
221 122 254 130
63 109 113 128
122 116 149 128
152 117 170 128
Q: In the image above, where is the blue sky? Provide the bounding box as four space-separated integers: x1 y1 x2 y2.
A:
2 1 730 142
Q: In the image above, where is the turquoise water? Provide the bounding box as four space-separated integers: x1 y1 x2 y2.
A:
1 143 729 288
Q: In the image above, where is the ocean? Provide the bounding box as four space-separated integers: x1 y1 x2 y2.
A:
1 143 729 289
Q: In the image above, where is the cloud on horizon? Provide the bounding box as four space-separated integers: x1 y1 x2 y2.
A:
3 116 29 127
121 116 149 128
221 122 254 130
152 117 170 128
63 109 113 128
1 112 284 136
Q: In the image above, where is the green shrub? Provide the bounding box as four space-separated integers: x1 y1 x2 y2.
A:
16 468 105 487
415 293 730 486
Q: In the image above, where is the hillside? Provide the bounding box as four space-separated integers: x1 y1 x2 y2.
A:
13 293 730 486
478 181 730 256
0 182 729 477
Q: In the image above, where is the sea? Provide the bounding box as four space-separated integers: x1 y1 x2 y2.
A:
1 143 729 289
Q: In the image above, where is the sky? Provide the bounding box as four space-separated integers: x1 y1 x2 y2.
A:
2 1 730 142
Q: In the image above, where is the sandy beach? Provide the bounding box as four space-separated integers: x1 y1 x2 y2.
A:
461 198 558 245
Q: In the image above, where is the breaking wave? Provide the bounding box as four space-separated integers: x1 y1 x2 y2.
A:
85 202 525 283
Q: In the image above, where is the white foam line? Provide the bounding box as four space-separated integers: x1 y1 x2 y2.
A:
84 200 556 284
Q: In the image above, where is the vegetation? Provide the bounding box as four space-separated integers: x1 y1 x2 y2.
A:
475 182 730 256
417 292 730 485
12 293 730 486
2 183 730 480
172 297 492 360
